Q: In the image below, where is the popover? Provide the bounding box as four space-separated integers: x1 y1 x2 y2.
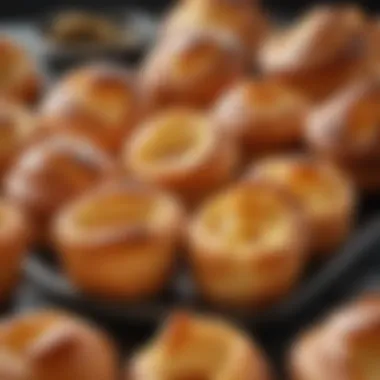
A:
40 63 143 153
140 31 246 109
247 155 356 256
4 136 114 244
128 311 272 380
0 199 28 302
0 310 118 380
306 76 380 191
211 79 309 160
161 0 268 53
188 181 308 308
53 181 184 300
0 37 41 104
258 5 367 101
124 108 238 205
291 294 380 380
0 99 37 181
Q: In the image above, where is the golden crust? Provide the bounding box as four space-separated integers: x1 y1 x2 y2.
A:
290 294 380 380
161 0 269 52
40 63 144 153
211 79 309 159
0 37 41 105
258 5 367 101
306 76 380 190
53 180 185 300
140 31 246 109
124 108 238 205
4 136 115 244
0 310 118 380
0 37 41 104
128 311 272 380
0 99 37 180
0 199 28 302
188 181 309 308
246 155 356 256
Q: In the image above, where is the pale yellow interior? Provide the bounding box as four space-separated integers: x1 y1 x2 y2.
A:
138 116 206 166
203 188 292 251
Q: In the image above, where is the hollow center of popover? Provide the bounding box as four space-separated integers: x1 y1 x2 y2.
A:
138 115 210 167
76 194 158 228
203 188 293 250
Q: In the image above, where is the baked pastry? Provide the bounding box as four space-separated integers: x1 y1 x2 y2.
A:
0 37 41 104
258 5 367 101
161 0 268 53
188 181 308 308
306 76 380 191
0 99 37 181
40 63 143 153
364 18 380 71
246 155 356 256
0 199 28 302
290 294 380 380
128 311 272 380
53 181 184 300
211 79 309 160
4 136 114 244
140 31 246 109
124 108 238 205
0 310 118 380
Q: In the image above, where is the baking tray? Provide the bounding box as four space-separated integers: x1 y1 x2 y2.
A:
24 195 380 328
38 8 157 74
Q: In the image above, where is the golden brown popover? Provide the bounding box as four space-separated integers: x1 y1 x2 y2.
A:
364 19 380 66
4 136 114 244
0 310 118 380
258 5 367 101
188 181 308 308
40 63 144 153
0 37 41 105
211 79 309 160
246 155 356 256
0 199 28 302
124 108 238 205
291 294 380 380
0 99 37 181
306 76 380 191
140 31 246 109
53 181 184 300
161 0 268 53
128 311 272 380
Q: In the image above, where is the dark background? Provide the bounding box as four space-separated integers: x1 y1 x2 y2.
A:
1 0 378 19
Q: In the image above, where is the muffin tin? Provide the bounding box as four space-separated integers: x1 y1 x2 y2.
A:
39 9 157 73
25 195 380 327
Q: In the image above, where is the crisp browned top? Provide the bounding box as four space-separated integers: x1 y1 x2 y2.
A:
259 5 365 74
